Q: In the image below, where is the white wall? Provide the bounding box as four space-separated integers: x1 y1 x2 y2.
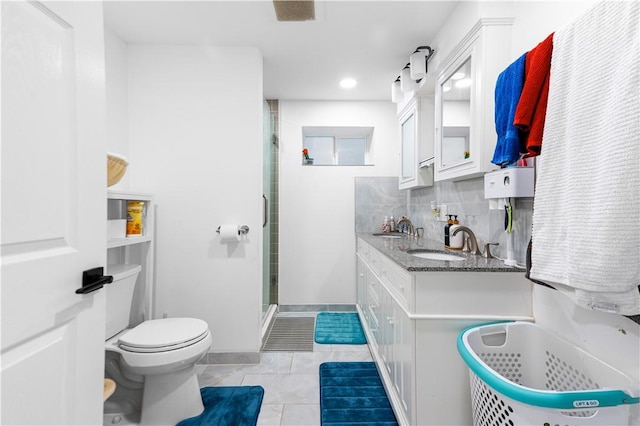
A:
533 285 640 385
105 29 130 191
279 101 398 305
127 45 264 353
429 0 596 73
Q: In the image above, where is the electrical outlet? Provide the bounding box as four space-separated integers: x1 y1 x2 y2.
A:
437 204 448 222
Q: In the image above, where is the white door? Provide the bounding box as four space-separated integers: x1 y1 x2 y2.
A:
1 1 107 424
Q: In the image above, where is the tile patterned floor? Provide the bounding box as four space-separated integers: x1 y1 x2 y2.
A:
195 313 373 426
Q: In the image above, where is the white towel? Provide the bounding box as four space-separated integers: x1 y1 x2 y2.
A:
530 1 640 315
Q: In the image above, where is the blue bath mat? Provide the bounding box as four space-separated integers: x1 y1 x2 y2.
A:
314 312 367 344
176 386 264 426
319 362 398 425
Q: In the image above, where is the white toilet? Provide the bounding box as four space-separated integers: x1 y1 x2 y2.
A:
104 264 212 425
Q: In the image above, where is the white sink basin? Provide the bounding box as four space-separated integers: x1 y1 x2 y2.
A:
371 233 403 239
408 251 465 261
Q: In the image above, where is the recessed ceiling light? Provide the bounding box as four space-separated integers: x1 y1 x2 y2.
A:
451 72 466 80
340 78 357 89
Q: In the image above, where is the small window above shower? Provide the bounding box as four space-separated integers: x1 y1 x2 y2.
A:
302 126 374 166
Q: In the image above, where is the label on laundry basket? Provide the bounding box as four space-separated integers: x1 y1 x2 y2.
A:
573 400 599 408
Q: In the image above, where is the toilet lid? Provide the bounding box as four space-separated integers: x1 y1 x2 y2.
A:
118 318 209 353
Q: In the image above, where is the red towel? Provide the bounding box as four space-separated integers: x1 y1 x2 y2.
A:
514 32 554 156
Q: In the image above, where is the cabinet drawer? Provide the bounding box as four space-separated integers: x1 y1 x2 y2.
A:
367 303 380 346
357 238 371 260
357 239 383 277
368 248 383 277
379 256 412 310
368 276 380 306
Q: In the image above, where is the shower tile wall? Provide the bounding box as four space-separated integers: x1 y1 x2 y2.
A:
267 100 279 304
355 176 533 265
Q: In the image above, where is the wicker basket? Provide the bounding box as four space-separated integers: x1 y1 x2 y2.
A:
107 153 128 187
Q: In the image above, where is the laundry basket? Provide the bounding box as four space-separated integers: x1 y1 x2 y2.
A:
457 322 639 426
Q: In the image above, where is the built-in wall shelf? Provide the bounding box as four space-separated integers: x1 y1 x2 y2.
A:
107 190 153 202
107 236 152 249
106 189 155 322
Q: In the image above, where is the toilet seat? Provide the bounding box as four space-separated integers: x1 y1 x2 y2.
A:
118 318 209 353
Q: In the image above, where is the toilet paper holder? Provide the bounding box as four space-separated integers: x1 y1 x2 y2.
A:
216 225 249 236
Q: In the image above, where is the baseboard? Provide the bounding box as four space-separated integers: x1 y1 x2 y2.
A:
262 304 278 341
278 304 357 313
199 352 261 365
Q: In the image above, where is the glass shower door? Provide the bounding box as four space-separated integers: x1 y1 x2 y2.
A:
262 100 277 322
262 101 271 319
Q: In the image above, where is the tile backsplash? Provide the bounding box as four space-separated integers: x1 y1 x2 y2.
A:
355 176 533 266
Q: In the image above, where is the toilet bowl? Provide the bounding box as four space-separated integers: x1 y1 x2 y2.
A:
106 318 211 425
104 264 212 425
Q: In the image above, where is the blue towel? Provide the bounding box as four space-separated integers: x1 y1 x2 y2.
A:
492 54 526 166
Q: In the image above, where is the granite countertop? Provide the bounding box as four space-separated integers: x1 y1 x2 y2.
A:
357 232 527 273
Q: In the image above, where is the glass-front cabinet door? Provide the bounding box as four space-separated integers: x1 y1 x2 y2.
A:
435 19 513 182
440 58 472 169
398 96 434 190
401 108 416 184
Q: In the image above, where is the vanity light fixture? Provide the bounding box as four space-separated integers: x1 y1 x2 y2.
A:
451 71 466 80
391 76 403 103
340 78 357 89
392 45 435 102
400 63 416 92
409 46 434 80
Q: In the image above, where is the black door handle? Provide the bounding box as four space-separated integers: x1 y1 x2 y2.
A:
76 267 113 295
263 194 268 227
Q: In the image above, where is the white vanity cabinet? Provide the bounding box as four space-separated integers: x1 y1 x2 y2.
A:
357 252 415 422
107 190 155 323
398 96 434 190
434 19 513 182
356 237 532 425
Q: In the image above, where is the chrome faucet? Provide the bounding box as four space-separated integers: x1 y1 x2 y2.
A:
397 217 415 236
451 226 482 255
482 242 499 259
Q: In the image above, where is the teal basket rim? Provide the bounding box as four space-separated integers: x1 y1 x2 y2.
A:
457 322 640 409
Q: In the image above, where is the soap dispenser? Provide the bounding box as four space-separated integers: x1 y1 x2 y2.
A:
444 215 453 248
449 215 463 250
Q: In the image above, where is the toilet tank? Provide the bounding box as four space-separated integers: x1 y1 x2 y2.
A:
105 264 142 340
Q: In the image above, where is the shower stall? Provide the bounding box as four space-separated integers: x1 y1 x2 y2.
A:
262 100 279 326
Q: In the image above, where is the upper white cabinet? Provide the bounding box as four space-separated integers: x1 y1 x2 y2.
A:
435 18 513 182
398 96 434 190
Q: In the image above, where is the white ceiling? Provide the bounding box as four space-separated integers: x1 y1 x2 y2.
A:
103 1 458 101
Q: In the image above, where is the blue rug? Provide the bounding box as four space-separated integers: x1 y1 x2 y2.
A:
314 312 367 344
319 362 398 425
176 386 264 426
